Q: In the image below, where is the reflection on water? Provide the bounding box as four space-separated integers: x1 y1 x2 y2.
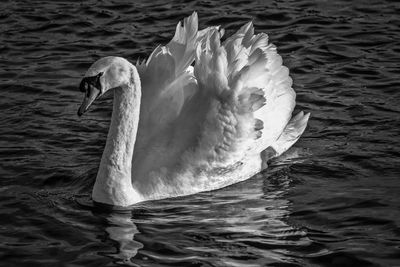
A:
1 0 400 266
104 212 143 266
95 160 309 266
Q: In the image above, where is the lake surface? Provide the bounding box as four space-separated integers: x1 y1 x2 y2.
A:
1 0 399 266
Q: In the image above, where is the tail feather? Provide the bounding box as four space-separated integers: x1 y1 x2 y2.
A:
269 111 310 157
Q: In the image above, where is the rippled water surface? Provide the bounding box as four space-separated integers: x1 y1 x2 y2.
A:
1 0 400 266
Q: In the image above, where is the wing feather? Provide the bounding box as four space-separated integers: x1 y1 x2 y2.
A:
182 21 303 170
132 14 308 190
131 13 216 187
135 12 205 142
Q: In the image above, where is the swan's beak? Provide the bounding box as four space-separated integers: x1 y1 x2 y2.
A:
78 84 100 116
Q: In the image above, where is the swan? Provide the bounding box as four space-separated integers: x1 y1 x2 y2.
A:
77 12 310 207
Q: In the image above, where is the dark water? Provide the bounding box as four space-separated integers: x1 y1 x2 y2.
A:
1 0 399 266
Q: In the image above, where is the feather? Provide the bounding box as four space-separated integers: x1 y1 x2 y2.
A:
132 13 308 197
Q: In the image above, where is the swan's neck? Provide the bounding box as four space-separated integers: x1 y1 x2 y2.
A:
92 67 142 207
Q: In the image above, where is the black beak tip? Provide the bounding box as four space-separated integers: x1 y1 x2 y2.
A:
77 109 84 117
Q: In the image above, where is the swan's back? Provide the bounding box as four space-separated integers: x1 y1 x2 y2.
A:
132 13 309 200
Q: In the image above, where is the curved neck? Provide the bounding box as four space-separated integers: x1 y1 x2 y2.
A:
92 66 143 206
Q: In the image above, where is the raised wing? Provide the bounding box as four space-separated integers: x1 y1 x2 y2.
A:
181 21 308 170
131 13 217 188
131 14 308 194
136 13 199 141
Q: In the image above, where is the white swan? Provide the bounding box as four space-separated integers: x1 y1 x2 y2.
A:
77 13 310 207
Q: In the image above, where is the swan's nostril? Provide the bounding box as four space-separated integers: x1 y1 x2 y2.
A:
77 83 100 117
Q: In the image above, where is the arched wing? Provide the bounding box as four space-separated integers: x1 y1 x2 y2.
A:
136 13 198 140
135 12 219 144
131 14 309 191
131 13 217 184
181 22 309 170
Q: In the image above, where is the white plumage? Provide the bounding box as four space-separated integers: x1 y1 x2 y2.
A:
78 12 309 207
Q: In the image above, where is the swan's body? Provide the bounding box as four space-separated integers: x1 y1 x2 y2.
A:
78 13 309 207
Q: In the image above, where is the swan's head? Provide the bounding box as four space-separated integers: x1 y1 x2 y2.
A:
78 56 133 116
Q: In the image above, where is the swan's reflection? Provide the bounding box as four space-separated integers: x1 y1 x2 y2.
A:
95 148 310 266
104 211 143 266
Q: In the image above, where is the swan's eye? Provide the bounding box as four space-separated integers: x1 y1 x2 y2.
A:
79 74 101 96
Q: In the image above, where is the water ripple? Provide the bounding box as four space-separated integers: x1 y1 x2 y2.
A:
1 0 400 266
